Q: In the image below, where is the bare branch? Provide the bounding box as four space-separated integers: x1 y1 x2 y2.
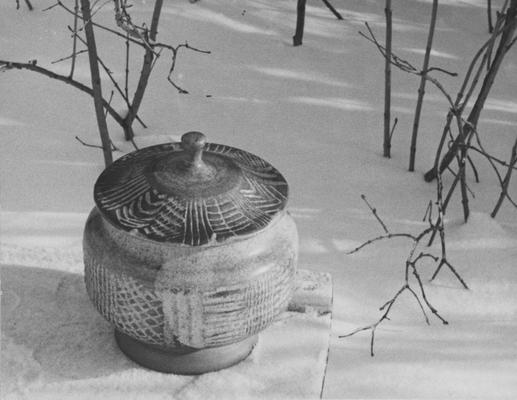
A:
360 194 389 233
51 49 88 65
341 193 464 355
75 135 118 151
321 0 344 20
0 60 125 128
491 134 517 216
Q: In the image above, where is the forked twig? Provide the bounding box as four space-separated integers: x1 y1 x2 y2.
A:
341 195 460 356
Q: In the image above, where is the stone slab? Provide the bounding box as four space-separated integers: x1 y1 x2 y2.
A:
1 244 332 399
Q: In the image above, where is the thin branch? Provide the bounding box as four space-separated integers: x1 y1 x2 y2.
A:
389 117 398 142
488 0 494 33
165 42 210 93
17 0 33 11
340 284 407 357
0 60 125 128
466 155 480 183
69 0 79 78
411 264 449 324
321 0 344 20
361 194 389 233
407 285 430 324
51 49 88 65
491 134 517 216
340 194 464 356
409 0 439 172
125 32 130 100
431 258 469 289
55 0 150 50
293 0 307 46
123 0 164 140
359 22 457 110
384 0 392 158
42 2 60 11
75 135 118 151
346 232 425 255
70 28 147 128
424 66 458 76
80 0 113 166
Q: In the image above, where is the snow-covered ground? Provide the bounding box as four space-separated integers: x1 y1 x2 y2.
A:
1 0 517 398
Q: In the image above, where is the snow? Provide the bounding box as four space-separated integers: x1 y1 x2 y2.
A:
1 0 517 398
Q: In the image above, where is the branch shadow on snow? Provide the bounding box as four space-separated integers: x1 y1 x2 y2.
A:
1 264 135 383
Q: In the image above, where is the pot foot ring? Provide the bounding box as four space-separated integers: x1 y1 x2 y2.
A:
114 330 258 375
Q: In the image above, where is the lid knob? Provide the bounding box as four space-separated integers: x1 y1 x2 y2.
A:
181 131 208 173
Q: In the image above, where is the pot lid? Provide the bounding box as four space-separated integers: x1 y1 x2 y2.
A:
94 132 288 246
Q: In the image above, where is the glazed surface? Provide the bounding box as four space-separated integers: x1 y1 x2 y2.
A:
83 208 298 349
94 142 288 245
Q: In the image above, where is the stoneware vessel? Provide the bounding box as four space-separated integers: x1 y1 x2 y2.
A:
83 131 298 374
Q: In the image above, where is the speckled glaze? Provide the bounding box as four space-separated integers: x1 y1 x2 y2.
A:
83 132 298 374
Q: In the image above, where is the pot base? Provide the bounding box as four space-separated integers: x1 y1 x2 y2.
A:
115 330 258 375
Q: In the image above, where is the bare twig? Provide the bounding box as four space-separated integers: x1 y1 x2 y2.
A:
384 0 393 158
292 0 342 46
321 0 344 20
123 0 164 140
488 0 494 33
431 173 470 289
51 49 88 65
409 0 439 172
16 0 33 11
75 135 118 151
389 117 398 142
0 60 125 128
466 155 480 183
341 195 460 355
359 22 457 109
125 32 130 100
360 194 389 233
80 0 113 166
68 28 147 128
69 0 79 79
164 42 210 94
491 134 517 216
293 0 307 46
55 0 151 49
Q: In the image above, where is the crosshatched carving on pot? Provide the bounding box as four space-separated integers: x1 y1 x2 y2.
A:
84 227 296 348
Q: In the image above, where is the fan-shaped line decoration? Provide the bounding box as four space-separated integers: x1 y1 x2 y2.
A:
94 140 288 245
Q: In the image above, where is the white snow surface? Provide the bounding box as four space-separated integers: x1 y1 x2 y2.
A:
1 0 517 398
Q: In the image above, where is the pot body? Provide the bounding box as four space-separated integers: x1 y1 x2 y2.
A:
83 207 298 354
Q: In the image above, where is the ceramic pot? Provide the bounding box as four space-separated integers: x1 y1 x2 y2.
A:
83 132 298 374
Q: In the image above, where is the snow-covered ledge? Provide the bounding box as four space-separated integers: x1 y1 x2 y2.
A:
1 243 332 400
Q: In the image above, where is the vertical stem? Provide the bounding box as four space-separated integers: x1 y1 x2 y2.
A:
488 0 494 33
124 0 163 140
125 32 130 100
293 0 307 46
80 0 113 167
459 159 470 221
409 0 439 171
384 0 393 158
69 0 79 79
491 135 517 217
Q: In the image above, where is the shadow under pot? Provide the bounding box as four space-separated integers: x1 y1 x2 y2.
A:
83 131 298 374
